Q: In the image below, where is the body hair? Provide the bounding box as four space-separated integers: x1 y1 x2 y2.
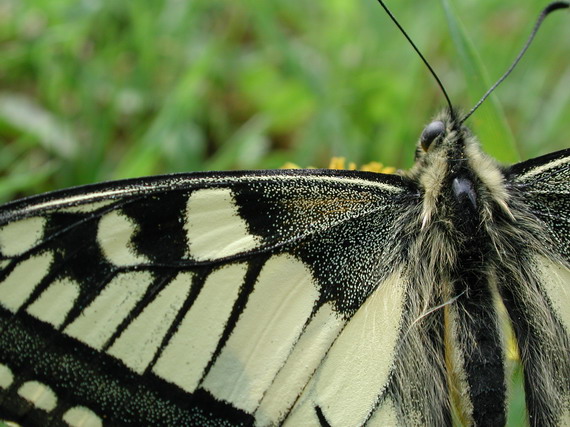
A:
381 141 570 425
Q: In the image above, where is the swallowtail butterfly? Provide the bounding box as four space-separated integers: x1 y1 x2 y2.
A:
0 1 569 426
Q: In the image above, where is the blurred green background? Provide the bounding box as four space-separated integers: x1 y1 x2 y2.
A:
0 0 569 203
0 0 567 425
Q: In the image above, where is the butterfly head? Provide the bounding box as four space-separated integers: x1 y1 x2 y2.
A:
405 109 512 231
411 109 469 169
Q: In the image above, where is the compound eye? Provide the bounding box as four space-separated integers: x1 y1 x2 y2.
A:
420 120 445 151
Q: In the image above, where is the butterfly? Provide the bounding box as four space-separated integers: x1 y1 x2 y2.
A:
0 1 569 426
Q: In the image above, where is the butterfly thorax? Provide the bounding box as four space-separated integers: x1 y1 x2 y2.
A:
404 112 511 233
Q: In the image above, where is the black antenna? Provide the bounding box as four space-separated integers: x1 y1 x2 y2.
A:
461 1 570 123
375 0 455 117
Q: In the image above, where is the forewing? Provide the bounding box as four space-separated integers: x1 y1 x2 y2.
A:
509 148 570 261
0 169 417 426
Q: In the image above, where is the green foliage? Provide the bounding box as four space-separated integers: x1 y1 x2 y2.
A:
0 0 568 202
0 1 567 423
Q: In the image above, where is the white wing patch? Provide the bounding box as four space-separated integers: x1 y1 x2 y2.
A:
202 254 317 413
153 264 246 392
64 271 153 349
0 364 13 388
108 271 193 374
367 396 399 426
0 216 46 257
17 381 57 412
535 256 570 333
286 270 405 426
0 252 53 312
63 406 103 427
97 211 149 266
26 277 80 327
185 189 261 261
255 303 345 426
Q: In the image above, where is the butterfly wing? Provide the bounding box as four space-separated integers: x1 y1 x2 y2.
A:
0 169 418 426
509 148 570 262
503 148 570 426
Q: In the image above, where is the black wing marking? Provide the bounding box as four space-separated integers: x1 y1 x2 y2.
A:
508 148 570 261
0 169 418 426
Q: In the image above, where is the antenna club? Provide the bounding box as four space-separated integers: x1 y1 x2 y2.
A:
461 1 570 123
545 1 570 14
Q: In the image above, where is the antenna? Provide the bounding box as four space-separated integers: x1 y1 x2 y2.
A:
375 0 455 117
461 1 570 123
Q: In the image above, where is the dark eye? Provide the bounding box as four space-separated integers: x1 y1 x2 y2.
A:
420 120 445 151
